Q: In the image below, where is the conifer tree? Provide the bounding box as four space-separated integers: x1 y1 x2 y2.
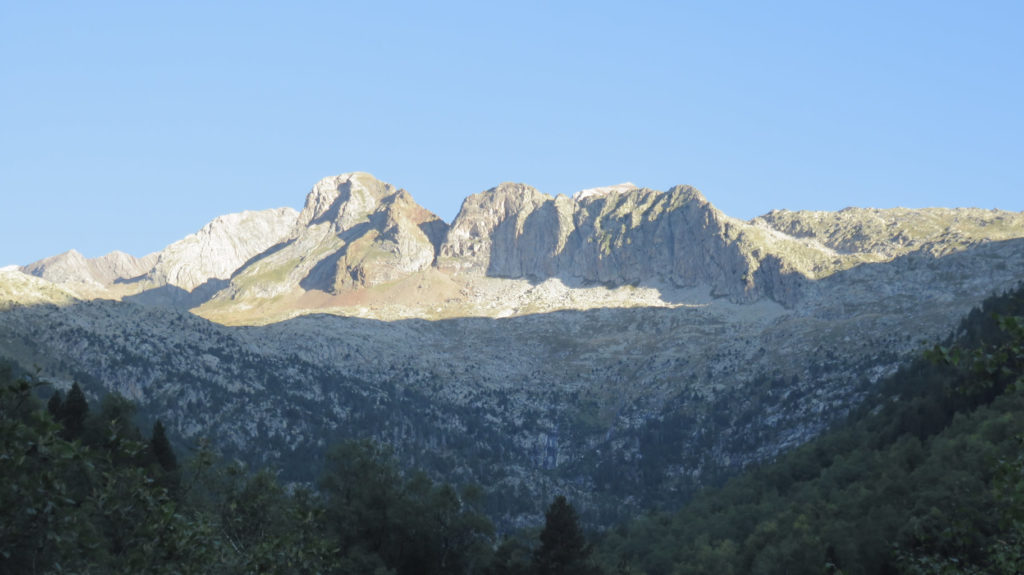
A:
150 419 178 472
58 382 88 441
47 389 63 418
533 495 596 575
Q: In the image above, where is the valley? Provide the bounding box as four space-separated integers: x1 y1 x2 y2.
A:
2 172 1023 525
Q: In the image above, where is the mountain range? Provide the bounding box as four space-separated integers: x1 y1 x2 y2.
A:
3 172 1024 525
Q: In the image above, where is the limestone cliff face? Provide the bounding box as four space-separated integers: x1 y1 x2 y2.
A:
570 185 760 297
435 183 1024 308
440 183 805 303
21 249 156 288
19 173 1024 315
147 208 299 291
755 207 1024 259
222 172 448 299
439 182 570 277
21 209 297 296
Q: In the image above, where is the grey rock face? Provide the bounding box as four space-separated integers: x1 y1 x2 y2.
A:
436 184 1024 309
570 185 755 296
20 208 298 298
21 249 157 287
147 208 299 291
220 172 448 299
439 183 804 304
755 206 1024 258
19 173 1024 316
439 182 566 276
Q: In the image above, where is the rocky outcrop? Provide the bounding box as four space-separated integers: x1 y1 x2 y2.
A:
755 207 1024 259
146 208 298 291
440 183 807 303
436 183 1024 308
439 182 572 277
18 173 1024 315
22 250 97 286
20 208 299 302
21 249 157 287
220 172 448 299
315 186 448 291
570 185 758 296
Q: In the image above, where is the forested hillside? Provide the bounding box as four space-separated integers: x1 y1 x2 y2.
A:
2 285 1022 573
593 285 1024 574
0 364 601 574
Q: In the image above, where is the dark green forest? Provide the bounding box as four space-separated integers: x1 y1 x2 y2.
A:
1 364 600 574
2 285 1023 574
594 287 1024 574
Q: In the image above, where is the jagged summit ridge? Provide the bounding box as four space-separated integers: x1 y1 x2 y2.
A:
438 180 784 302
217 172 448 300
439 182 561 275
18 208 298 301
21 249 157 291
17 171 1024 321
147 207 299 291
298 172 399 229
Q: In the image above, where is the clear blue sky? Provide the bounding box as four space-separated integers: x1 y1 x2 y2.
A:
2 1 1022 266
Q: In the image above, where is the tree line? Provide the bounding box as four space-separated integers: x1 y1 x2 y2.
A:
4 283 1023 573
591 286 1024 574
0 367 601 574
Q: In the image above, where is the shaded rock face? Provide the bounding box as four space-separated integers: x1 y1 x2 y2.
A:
439 182 566 276
318 187 448 291
569 186 755 297
439 183 801 303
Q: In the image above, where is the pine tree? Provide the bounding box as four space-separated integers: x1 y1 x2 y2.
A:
58 382 88 441
150 419 178 472
533 495 596 575
47 390 64 419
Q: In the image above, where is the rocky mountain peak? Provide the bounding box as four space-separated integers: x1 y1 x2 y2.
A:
439 183 556 274
20 172 1024 324
21 249 157 289
147 207 299 292
94 251 153 281
21 249 91 285
378 189 449 249
438 180 763 297
298 172 398 231
448 182 555 232
213 174 448 300
665 184 708 203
